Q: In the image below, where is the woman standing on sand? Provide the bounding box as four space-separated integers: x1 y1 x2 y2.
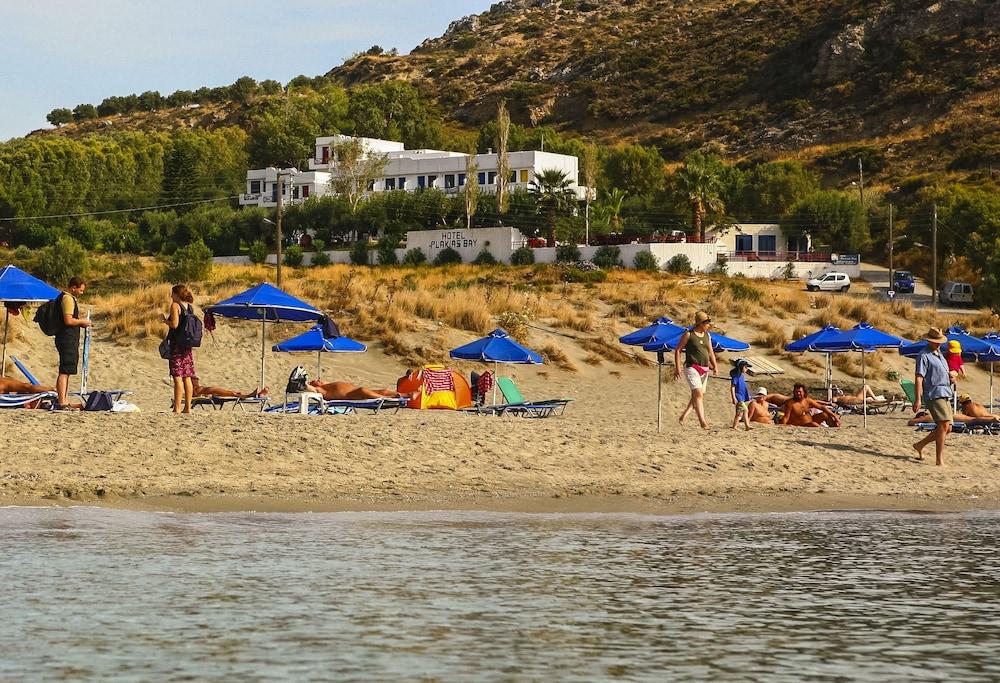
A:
674 310 718 429
162 284 196 414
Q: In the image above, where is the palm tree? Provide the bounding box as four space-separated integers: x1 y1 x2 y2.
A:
673 152 725 241
530 169 576 247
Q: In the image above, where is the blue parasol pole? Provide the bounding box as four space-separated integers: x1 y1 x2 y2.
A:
1 307 8 376
80 308 92 395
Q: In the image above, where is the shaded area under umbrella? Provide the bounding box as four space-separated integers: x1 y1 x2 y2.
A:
449 328 543 405
784 324 845 402
0 265 60 374
618 317 687 433
272 324 366 380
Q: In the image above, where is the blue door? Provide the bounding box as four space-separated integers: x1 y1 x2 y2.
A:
758 235 777 256
735 235 753 253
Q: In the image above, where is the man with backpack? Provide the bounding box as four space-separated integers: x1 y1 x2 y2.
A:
53 277 91 410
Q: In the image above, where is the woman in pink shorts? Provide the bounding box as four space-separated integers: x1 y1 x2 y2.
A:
673 310 718 429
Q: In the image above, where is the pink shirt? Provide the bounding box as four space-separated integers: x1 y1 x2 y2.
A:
947 352 964 373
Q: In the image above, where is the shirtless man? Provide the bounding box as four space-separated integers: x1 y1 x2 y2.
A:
0 376 55 394
957 393 1000 420
307 379 410 401
907 409 981 426
192 377 268 400
747 388 774 425
780 383 841 427
832 384 883 407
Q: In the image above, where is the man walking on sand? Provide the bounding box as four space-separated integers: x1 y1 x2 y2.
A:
675 310 718 430
913 327 953 466
54 276 91 410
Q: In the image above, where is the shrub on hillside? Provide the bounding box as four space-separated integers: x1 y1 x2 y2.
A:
726 279 763 302
633 251 660 271
473 249 498 265
556 243 582 263
510 246 535 265
665 254 692 274
377 238 399 266
311 239 331 267
162 239 212 282
593 245 623 269
248 241 268 265
350 241 370 266
402 248 427 266
283 244 304 267
35 237 89 285
433 247 462 266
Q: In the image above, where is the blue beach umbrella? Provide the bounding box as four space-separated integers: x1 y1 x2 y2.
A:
0 265 61 372
784 324 844 401
640 329 751 354
620 316 688 432
811 322 907 427
206 282 324 389
272 324 366 379
976 332 1000 407
899 325 996 359
450 328 543 404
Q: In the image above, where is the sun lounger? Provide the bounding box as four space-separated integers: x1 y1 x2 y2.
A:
12 356 131 403
188 395 270 412
0 391 57 409
267 396 408 415
899 379 916 410
913 420 999 435
495 377 573 418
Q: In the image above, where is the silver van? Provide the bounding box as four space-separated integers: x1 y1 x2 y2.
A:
939 281 975 306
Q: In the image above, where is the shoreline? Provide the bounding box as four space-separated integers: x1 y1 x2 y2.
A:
4 491 998 515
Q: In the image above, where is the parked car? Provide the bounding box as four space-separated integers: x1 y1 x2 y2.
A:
806 272 852 292
939 281 975 306
892 270 915 294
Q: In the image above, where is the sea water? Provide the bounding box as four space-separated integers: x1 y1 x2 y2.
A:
2 507 999 682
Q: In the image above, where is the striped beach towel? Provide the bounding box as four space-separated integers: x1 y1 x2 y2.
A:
422 369 455 395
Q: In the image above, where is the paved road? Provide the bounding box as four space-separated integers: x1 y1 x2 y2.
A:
858 262 977 316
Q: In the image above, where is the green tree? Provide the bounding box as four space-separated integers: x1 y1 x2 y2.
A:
72 104 98 121
530 169 576 247
329 138 389 213
161 138 201 205
672 152 727 240
603 144 664 197
739 161 820 219
46 108 73 127
785 191 869 253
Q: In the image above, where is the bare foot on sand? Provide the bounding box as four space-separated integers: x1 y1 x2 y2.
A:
912 443 924 460
252 387 270 398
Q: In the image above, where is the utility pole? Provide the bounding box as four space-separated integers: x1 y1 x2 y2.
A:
275 170 285 287
888 203 894 289
857 158 865 206
932 203 938 311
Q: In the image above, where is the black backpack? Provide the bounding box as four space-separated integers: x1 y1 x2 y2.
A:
33 295 64 336
173 304 203 349
83 391 115 412
286 366 308 394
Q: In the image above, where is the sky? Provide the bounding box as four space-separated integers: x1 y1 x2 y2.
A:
0 0 496 141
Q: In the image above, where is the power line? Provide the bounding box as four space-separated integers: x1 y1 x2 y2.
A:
0 195 240 222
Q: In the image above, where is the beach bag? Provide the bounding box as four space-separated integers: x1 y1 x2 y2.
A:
174 304 203 349
286 366 308 394
158 337 172 359
83 391 115 412
320 315 340 339
34 295 64 336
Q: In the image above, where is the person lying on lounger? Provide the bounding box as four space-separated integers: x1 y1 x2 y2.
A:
0 376 56 394
780 384 841 427
907 409 990 426
307 379 413 401
191 377 268 400
957 393 1000 420
831 384 885 407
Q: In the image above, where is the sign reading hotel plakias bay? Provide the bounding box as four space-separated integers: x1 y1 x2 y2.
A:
407 226 524 263
429 230 480 251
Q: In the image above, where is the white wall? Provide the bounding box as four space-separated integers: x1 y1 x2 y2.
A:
726 261 861 279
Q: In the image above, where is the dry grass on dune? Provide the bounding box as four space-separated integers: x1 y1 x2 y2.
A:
539 343 578 372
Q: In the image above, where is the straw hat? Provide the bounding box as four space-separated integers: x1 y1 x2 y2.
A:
924 327 948 344
694 310 711 325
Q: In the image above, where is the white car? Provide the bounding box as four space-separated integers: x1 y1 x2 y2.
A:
939 281 975 306
806 272 852 292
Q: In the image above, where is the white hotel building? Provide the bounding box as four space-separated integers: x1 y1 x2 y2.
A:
239 135 588 208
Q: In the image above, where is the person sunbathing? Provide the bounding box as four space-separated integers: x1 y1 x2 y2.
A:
191 377 268 399
907 409 986 426
0 376 56 394
748 389 775 425
780 384 841 427
831 384 885 407
957 394 1000 420
307 379 411 401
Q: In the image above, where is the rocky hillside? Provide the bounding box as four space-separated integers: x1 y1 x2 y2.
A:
327 0 1000 171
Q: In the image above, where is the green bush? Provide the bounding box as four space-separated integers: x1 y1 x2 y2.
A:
781 261 796 280
433 247 462 266
713 253 729 276
633 251 660 272
726 279 763 302
472 249 498 265
510 246 535 265
556 243 582 262
402 248 427 266
283 244 304 267
162 239 212 282
311 240 331 267
593 245 623 269
248 240 268 264
665 254 692 274
377 239 399 266
350 241 370 266
35 237 89 285
12 245 34 270
562 267 607 283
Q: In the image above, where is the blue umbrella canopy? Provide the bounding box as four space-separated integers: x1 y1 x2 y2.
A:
980 332 1000 363
900 325 996 359
449 328 543 364
205 282 322 322
784 324 844 353
619 316 686 346
809 322 906 352
641 328 751 353
272 325 366 353
0 265 60 303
